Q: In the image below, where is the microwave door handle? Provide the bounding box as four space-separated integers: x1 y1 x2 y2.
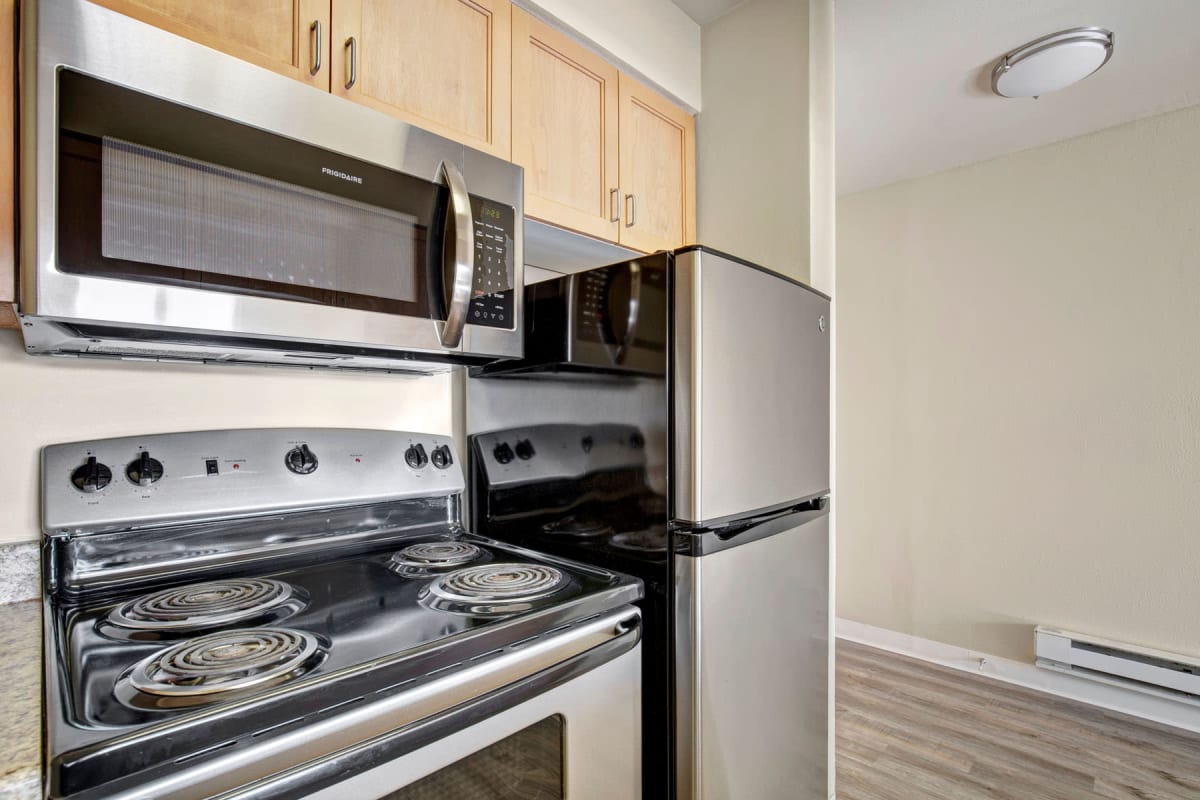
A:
439 161 474 349
614 261 641 363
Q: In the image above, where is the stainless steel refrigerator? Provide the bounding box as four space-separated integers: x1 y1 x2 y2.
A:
467 246 830 799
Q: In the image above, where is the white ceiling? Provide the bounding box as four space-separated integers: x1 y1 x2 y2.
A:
836 0 1200 194
671 0 745 26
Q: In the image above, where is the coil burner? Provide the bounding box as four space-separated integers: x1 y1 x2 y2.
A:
108 578 300 632
541 516 613 538
109 578 300 633
420 563 574 616
121 627 322 708
389 541 485 574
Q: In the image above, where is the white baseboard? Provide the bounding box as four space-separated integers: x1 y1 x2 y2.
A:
836 618 1200 735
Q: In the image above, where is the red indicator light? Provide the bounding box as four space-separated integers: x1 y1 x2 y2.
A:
232 463 240 470
355 457 361 463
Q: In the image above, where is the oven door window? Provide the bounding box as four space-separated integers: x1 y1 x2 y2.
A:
380 715 563 800
56 70 442 318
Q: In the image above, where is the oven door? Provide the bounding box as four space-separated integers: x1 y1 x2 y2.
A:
132 607 643 800
297 639 642 800
22 0 522 361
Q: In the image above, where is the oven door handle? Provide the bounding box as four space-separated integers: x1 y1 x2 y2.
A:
439 160 474 349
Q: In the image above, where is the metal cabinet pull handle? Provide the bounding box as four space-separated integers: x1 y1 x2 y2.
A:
344 36 358 90
439 161 475 349
308 20 322 76
609 187 621 222
624 193 636 228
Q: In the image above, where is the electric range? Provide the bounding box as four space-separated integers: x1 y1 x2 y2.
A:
42 428 643 800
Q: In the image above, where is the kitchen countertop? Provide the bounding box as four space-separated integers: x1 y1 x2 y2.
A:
0 599 41 800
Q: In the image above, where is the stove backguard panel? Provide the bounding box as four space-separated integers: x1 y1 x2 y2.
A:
46 498 461 597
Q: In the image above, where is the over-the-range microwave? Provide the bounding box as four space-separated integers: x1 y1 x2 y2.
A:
17 0 523 373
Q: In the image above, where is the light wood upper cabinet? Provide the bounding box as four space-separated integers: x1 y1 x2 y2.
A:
618 73 696 253
91 0 332 91
511 7 619 242
332 0 511 160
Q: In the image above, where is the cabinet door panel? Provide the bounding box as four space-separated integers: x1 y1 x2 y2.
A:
91 0 331 90
512 8 618 242
619 74 695 253
332 0 511 159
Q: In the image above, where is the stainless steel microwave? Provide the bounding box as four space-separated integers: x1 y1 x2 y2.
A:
18 0 523 372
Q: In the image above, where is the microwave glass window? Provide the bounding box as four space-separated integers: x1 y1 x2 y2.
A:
55 69 443 319
101 138 419 304
379 715 564 800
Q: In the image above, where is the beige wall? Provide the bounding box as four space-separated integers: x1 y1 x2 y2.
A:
0 330 455 544
696 0 810 282
836 103 1200 662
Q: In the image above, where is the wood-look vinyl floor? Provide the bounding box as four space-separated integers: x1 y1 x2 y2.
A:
836 640 1200 800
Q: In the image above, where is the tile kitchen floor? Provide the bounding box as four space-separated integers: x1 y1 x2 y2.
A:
836 640 1200 800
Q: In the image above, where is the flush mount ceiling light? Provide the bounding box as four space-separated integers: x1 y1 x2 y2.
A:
991 27 1114 98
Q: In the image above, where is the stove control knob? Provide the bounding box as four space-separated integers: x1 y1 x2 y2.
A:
125 451 164 487
285 444 319 475
581 435 594 453
515 439 536 460
405 443 429 469
431 444 453 469
494 442 514 464
71 456 112 493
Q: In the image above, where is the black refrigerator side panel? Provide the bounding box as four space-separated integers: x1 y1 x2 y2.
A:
465 255 673 798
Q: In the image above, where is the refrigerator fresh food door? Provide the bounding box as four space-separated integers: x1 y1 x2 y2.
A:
674 502 830 800
671 247 830 525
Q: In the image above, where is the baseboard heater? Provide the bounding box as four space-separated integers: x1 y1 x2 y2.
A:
1035 626 1200 705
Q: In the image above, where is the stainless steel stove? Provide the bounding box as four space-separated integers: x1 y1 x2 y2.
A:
42 428 643 800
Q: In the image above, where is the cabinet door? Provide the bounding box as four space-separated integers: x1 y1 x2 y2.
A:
331 0 511 160
91 0 331 90
0 0 15 329
512 7 619 242
618 73 695 252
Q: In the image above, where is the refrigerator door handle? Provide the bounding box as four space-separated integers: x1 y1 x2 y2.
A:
678 497 829 556
719 496 829 539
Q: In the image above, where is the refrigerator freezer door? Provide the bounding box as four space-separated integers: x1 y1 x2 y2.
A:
674 509 829 799
672 248 830 525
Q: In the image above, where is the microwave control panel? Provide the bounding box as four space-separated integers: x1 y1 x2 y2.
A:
468 197 516 329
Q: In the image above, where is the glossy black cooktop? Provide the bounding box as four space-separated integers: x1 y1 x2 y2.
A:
51 533 640 729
